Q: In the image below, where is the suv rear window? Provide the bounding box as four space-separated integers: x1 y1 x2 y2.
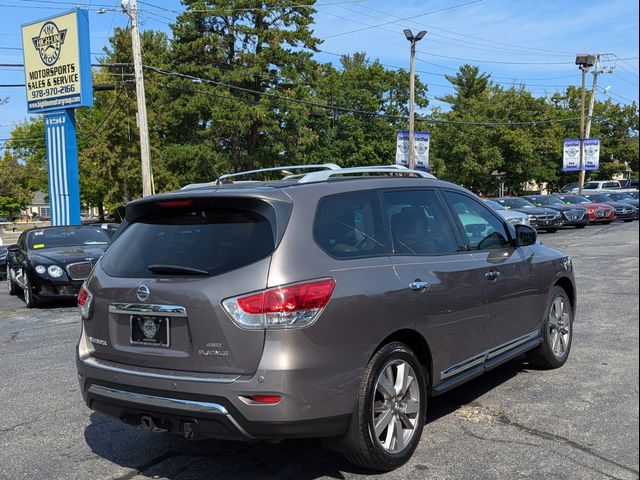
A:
100 208 275 277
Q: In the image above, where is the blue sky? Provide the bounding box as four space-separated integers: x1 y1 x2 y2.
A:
1 0 638 141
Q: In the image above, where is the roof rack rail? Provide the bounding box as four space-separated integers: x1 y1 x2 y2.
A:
215 163 340 185
298 165 435 183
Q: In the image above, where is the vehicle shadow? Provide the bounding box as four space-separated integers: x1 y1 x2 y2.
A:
16 294 77 309
83 359 529 479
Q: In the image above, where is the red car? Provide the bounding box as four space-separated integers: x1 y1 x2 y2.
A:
554 194 616 224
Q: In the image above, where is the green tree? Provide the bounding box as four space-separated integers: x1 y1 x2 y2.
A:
438 64 491 112
307 52 428 166
167 0 321 176
0 150 39 217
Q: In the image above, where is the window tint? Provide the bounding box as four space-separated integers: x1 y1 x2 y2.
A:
28 227 110 250
383 190 459 255
445 191 511 251
101 208 275 277
314 191 387 259
604 182 619 188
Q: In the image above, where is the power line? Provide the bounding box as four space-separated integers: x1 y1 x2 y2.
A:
321 0 484 39
138 0 368 15
142 63 584 126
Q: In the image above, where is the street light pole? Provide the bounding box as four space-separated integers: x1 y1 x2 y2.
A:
404 29 427 170
123 0 154 197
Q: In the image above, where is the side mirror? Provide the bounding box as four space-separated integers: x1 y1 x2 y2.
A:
514 224 537 247
7 244 19 252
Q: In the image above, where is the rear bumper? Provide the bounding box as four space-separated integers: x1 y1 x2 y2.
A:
76 327 360 441
80 373 351 441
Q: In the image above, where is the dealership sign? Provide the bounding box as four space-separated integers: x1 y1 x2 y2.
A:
396 131 430 171
562 138 600 172
582 138 600 171
21 10 92 113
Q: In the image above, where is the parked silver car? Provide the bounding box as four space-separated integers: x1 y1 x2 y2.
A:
76 165 576 471
484 199 530 226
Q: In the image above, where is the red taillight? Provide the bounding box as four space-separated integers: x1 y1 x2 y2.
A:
223 278 336 329
245 395 281 404
158 200 193 208
77 286 89 306
237 279 335 315
77 283 93 319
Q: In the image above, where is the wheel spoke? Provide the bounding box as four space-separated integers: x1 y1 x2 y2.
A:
394 418 406 451
377 375 395 400
550 330 559 352
403 399 420 415
374 408 393 437
382 414 396 449
552 332 561 354
395 362 407 396
398 412 414 430
554 298 563 321
548 312 558 328
558 334 567 353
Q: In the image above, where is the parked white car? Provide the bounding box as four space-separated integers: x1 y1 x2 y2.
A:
484 200 531 226
570 180 637 194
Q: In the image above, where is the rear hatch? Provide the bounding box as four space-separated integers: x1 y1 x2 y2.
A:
83 192 291 376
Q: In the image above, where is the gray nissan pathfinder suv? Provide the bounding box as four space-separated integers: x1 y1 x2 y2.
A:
76 164 576 471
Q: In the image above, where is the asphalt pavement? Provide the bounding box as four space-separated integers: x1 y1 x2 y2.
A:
0 222 638 480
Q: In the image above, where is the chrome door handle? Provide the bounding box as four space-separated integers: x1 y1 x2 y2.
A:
485 271 501 281
409 280 430 291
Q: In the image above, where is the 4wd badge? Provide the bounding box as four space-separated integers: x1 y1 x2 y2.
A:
32 21 67 66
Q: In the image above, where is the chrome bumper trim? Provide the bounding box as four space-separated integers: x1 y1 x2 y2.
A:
87 385 254 439
81 356 240 384
89 384 228 414
109 303 187 317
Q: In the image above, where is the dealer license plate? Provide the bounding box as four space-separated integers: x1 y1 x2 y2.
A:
130 315 170 347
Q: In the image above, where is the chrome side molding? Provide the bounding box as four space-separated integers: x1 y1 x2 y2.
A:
109 303 187 317
441 330 540 380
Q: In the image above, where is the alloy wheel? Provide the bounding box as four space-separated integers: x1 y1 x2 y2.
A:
548 297 571 358
372 359 421 453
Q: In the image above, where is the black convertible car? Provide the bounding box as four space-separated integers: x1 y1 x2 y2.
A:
6 225 110 307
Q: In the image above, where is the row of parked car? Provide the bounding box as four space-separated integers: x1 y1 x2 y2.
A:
484 190 639 233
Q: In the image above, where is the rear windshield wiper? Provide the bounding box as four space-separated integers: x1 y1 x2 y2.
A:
147 264 209 275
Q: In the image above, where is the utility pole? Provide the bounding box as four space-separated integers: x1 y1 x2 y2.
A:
575 53 597 195
403 29 426 170
123 0 153 197
577 63 588 195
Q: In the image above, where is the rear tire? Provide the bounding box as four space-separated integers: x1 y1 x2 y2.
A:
527 286 573 369
623 219 633 223
344 342 427 471
7 266 18 296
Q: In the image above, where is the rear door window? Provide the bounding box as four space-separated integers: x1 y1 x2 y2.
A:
101 208 275 277
383 190 460 255
444 191 512 251
314 191 387 259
